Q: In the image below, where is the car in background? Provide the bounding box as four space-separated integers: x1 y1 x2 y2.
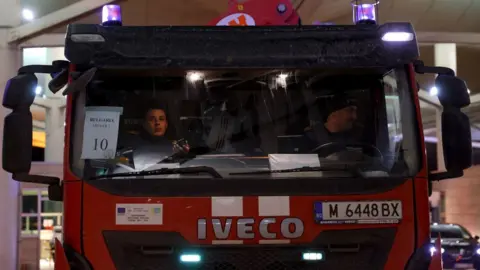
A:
430 223 480 270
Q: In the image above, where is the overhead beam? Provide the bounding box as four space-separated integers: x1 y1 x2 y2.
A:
33 120 45 129
18 34 65 48
7 0 116 43
417 89 441 109
424 136 480 148
416 32 480 46
469 93 480 105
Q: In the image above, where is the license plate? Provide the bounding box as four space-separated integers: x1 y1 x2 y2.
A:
314 201 402 224
454 263 473 269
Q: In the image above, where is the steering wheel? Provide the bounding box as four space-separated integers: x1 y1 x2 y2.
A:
311 142 383 162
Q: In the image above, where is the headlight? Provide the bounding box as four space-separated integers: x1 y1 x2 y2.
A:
381 31 414 42
429 246 445 256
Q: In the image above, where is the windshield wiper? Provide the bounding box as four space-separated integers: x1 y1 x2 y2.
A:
229 165 366 178
90 166 222 180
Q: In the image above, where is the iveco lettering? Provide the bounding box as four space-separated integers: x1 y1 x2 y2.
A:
197 218 304 240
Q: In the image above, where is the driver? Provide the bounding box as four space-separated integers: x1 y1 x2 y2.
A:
117 102 189 170
305 94 359 148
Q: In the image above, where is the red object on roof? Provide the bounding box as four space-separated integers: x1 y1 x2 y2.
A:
209 0 301 26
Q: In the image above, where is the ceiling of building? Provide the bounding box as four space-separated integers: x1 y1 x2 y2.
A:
21 0 480 32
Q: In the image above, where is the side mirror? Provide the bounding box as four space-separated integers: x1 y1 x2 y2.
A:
3 74 37 109
435 75 470 108
2 67 62 198
441 108 472 172
2 74 37 174
416 63 474 181
430 75 472 180
3 112 33 173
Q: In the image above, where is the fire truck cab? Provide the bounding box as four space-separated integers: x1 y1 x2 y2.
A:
1 1 474 270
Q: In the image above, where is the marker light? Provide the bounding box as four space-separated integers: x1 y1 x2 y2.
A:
429 246 445 256
302 252 324 261
351 1 378 24
429 86 438 96
476 248 480 255
186 72 203 82
312 21 335 25
381 32 414 42
275 73 289 88
22 9 34 21
102 5 122 24
35 86 42 95
179 254 201 263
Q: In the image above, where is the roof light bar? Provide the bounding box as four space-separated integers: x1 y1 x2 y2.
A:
381 31 414 42
102 5 122 26
351 1 379 25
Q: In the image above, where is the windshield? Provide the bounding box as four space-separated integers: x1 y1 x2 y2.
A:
431 225 473 239
69 68 420 179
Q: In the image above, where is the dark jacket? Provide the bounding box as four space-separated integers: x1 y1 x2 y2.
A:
118 129 174 170
306 124 355 147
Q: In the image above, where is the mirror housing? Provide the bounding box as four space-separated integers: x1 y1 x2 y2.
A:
2 111 33 173
3 74 37 109
441 108 472 172
2 71 61 188
437 75 472 173
415 61 473 181
435 75 470 108
2 74 37 174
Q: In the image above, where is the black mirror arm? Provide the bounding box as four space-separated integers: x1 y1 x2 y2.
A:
429 170 464 181
18 65 61 75
13 172 60 185
413 60 455 76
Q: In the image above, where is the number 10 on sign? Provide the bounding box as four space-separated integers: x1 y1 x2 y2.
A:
81 107 123 160
94 138 109 151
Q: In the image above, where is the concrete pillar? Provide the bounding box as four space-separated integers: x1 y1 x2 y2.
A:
434 43 457 172
45 99 65 162
0 12 22 269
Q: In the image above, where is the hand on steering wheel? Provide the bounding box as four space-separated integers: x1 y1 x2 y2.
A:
311 142 383 161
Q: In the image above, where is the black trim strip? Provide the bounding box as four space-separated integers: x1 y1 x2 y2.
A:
80 181 85 256
85 176 408 197
411 177 419 249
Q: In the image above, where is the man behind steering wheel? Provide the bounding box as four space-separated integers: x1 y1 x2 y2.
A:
305 94 359 148
305 94 383 162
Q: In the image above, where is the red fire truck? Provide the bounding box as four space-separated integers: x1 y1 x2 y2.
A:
2 0 474 269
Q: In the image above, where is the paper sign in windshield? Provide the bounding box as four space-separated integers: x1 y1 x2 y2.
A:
81 106 123 160
268 154 320 177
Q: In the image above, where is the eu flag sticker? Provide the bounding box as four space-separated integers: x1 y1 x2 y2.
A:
314 202 323 222
117 207 126 214
153 207 161 214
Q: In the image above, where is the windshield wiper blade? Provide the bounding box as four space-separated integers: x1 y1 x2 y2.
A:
229 165 364 178
90 166 222 180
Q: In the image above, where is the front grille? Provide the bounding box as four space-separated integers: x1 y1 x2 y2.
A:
443 246 473 259
103 229 396 270
129 247 370 270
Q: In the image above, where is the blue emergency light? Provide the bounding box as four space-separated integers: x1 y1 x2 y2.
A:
102 5 122 26
351 1 378 24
